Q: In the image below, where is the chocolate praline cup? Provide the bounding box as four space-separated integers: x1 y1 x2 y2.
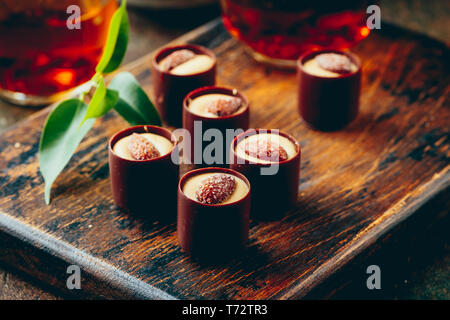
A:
297 49 361 131
229 129 301 220
177 167 251 259
108 125 179 221
182 86 250 167
152 44 217 127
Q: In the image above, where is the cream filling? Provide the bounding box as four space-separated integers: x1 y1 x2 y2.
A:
235 133 297 164
188 93 244 118
113 133 173 160
182 173 248 205
169 54 214 76
303 58 357 78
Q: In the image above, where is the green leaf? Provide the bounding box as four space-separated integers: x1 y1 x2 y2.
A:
101 89 119 114
108 72 161 126
81 77 119 125
95 0 129 74
113 98 149 126
39 99 96 204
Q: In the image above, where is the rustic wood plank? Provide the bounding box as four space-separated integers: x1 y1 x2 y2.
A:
304 188 450 299
0 19 449 299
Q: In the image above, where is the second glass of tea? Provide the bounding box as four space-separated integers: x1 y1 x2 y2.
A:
221 0 370 68
0 0 117 106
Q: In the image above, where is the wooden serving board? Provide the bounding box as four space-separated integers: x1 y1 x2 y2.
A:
0 19 449 299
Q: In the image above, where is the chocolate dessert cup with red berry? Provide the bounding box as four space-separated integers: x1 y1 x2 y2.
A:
182 86 249 167
230 129 300 220
109 125 179 220
177 167 251 258
297 49 361 131
152 44 217 127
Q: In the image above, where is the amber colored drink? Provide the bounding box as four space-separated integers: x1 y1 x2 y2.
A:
0 0 117 104
221 0 370 67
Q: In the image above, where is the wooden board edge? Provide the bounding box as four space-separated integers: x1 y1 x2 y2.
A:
0 213 177 300
276 165 450 299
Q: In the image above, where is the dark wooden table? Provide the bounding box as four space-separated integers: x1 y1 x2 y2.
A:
0 0 448 300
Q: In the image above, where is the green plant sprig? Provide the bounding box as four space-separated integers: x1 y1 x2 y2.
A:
39 0 161 204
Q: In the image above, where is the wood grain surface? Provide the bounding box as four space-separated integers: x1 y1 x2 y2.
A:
0 19 449 299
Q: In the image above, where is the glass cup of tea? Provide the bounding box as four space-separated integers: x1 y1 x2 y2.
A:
0 0 117 106
220 0 371 68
